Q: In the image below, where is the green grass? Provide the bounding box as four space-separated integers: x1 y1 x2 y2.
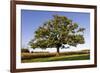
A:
21 49 90 63
22 54 90 63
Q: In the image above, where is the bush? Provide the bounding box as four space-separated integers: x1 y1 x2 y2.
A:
21 49 29 53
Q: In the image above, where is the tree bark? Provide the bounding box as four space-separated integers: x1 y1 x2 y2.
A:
57 47 60 54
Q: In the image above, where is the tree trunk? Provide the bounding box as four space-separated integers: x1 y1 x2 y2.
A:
57 47 60 54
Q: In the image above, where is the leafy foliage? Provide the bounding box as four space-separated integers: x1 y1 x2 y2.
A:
29 14 85 53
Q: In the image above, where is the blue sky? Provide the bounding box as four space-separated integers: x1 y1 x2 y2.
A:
21 10 90 49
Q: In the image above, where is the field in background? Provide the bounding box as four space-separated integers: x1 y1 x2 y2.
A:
21 49 90 63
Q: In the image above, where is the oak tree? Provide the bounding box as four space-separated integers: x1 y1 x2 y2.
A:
29 15 85 54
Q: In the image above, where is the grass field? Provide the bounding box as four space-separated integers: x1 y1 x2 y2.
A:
21 50 90 63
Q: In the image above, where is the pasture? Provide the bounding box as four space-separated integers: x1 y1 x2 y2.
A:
21 49 90 63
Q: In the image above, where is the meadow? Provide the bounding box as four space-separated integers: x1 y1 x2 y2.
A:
21 49 90 63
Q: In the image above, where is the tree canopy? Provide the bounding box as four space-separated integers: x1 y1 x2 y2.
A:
29 14 85 53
